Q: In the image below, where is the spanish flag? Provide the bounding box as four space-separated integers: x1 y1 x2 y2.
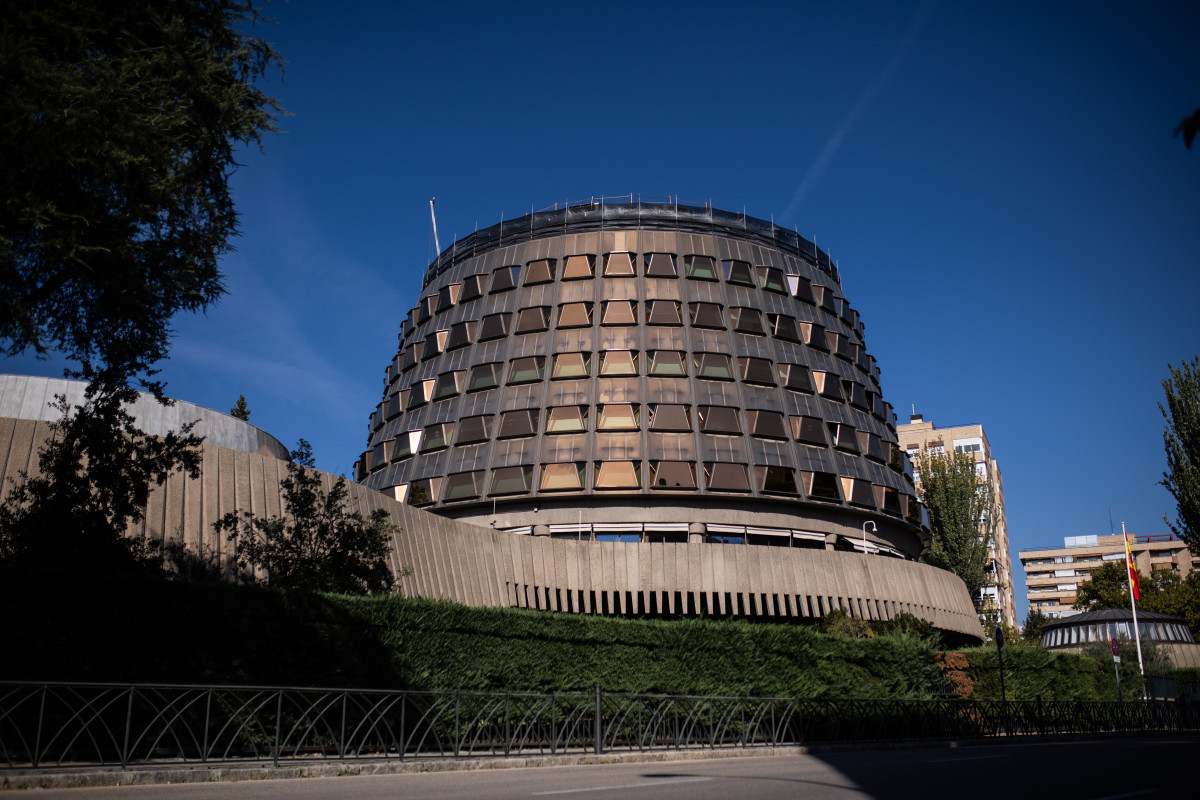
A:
1124 528 1141 602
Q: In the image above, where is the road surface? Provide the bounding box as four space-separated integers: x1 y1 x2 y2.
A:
16 737 1193 799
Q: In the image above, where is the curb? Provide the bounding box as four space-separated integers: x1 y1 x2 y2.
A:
2 734 1168 791
2 747 813 791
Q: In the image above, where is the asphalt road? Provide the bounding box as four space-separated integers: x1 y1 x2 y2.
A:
19 737 1194 799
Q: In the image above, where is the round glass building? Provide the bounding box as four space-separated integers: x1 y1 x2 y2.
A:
358 200 929 561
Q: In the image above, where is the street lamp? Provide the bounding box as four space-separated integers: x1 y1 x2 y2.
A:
862 520 877 555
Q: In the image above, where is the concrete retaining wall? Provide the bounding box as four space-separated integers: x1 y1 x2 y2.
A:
0 417 983 639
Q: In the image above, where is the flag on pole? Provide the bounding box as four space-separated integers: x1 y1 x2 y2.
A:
1124 529 1141 601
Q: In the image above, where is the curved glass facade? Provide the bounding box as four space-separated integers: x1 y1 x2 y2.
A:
1041 611 1197 648
358 201 928 558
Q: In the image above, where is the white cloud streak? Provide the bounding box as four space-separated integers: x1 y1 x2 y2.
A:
782 1 936 223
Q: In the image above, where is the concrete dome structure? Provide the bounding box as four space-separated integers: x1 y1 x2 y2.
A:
360 200 927 559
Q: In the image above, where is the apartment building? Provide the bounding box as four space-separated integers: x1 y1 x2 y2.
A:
897 415 1016 629
1020 533 1194 618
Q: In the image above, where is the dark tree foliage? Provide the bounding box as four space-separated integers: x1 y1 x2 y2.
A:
1022 608 1049 644
1161 357 1200 555
230 394 251 421
915 448 995 601
1074 561 1141 610
0 364 203 570
0 0 282 376
216 440 397 595
0 2 280 572
1177 109 1200 150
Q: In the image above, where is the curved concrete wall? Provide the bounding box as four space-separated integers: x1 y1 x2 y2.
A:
0 374 288 459
0 417 982 639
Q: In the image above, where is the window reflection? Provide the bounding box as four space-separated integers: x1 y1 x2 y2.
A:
540 462 584 491
650 461 696 489
645 253 678 277
598 403 639 430
594 461 641 490
563 254 594 279
605 251 636 276
683 255 716 280
551 352 591 379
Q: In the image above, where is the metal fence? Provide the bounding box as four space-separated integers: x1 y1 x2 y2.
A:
1 682 1194 770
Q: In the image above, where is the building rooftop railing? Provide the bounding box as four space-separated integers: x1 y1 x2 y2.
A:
420 195 840 289
1020 534 1178 554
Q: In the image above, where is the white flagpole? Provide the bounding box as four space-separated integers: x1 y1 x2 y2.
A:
1122 522 1147 693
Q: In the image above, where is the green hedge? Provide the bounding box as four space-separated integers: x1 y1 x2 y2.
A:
957 646 1113 701
5 568 1144 701
340 592 944 697
956 639 1186 701
3 568 943 697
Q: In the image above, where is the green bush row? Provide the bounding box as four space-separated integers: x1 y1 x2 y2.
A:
7 568 1159 701
959 638 1181 701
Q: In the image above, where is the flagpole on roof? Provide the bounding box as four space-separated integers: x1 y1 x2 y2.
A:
1122 522 1147 694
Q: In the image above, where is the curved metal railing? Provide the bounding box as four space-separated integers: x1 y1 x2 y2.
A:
1 682 1193 769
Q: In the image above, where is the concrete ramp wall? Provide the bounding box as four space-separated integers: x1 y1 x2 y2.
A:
0 418 982 640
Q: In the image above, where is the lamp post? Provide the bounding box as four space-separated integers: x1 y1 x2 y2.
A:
995 625 1008 734
862 520 877 555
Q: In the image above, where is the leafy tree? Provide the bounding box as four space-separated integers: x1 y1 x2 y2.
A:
216 440 398 594
1177 109 1200 150
821 608 874 639
881 611 938 641
1143 571 1200 640
914 448 995 601
1074 561 1141 610
1160 356 1200 555
1 0 282 378
1022 608 1049 644
230 394 252 421
0 2 280 570
0 362 203 570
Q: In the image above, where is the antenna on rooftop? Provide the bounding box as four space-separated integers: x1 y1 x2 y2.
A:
429 198 441 261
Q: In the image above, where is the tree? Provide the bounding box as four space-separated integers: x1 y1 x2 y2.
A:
1074 561 1140 610
0 2 280 569
0 362 203 570
230 395 252 421
1 0 281 381
1143 571 1200 640
914 448 995 601
1160 356 1200 556
1021 608 1049 644
216 440 398 594
1177 109 1200 150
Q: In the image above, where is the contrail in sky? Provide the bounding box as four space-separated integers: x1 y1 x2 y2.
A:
781 1 936 224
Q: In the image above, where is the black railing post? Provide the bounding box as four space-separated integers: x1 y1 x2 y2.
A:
673 698 680 749
994 626 1008 737
33 684 47 769
122 687 134 769
454 694 461 758
273 690 282 768
551 694 557 755
504 695 511 756
340 692 347 759
594 685 602 755
202 689 212 763
398 693 406 760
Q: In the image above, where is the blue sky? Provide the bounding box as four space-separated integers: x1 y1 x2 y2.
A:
7 1 1199 619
